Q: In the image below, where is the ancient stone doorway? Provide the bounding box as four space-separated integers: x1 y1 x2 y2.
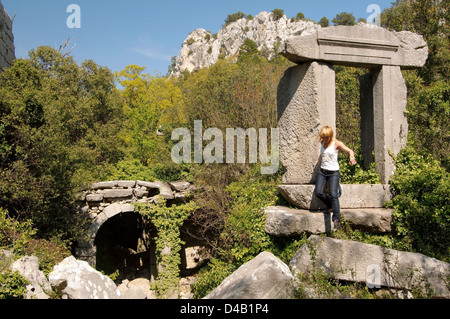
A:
276 25 427 208
94 211 158 283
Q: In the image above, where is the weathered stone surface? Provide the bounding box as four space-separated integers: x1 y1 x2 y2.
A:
136 180 174 199
91 181 117 190
74 246 97 257
121 203 135 213
277 184 392 209
154 181 175 199
265 206 330 236
11 256 51 299
278 61 336 184
168 181 191 192
48 256 121 299
103 203 122 218
127 278 155 299
281 25 428 68
120 286 148 299
265 206 392 236
102 188 133 199
137 180 160 189
117 180 136 188
133 188 148 198
88 212 108 237
75 179 192 267
341 208 392 233
86 194 103 202
371 65 408 183
290 235 450 298
204 251 297 299
392 30 429 69
0 1 15 71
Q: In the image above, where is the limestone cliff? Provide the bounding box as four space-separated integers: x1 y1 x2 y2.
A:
170 11 319 77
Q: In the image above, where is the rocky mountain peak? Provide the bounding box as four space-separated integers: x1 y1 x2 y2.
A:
170 11 320 77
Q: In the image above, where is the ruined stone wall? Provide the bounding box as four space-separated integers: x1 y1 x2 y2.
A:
0 0 15 71
75 180 197 266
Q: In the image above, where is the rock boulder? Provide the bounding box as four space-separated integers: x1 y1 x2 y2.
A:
204 251 297 299
290 235 450 298
11 256 51 299
48 256 121 299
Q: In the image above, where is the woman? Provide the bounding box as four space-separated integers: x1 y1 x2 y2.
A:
314 126 357 230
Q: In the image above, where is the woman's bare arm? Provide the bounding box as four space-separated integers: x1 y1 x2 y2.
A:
335 140 357 165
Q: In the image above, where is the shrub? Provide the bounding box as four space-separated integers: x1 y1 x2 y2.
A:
338 142 381 184
407 80 450 169
0 208 35 255
24 238 71 276
136 198 197 298
0 208 71 276
388 147 449 261
0 270 28 299
218 166 281 265
191 258 236 299
224 12 246 26
272 9 284 21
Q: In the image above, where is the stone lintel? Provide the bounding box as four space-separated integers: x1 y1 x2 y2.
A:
281 25 428 69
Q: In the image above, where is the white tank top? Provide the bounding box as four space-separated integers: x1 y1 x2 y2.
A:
320 141 339 171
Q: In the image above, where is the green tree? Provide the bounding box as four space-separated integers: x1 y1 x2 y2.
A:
224 12 246 26
406 80 450 169
116 65 188 169
0 46 123 240
296 12 306 21
381 0 449 169
272 9 285 21
332 12 356 25
238 38 260 63
381 0 449 83
388 147 450 261
318 16 330 27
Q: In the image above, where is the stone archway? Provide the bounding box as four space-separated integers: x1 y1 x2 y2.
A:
276 25 428 209
74 180 195 274
94 210 152 279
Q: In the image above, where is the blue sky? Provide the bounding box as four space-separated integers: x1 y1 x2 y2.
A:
3 0 396 76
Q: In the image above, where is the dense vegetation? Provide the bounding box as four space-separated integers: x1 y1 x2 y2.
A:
0 0 448 299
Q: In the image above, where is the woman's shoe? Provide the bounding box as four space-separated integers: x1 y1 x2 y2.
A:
333 220 341 230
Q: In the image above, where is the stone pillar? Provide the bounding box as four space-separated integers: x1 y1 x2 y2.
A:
0 1 15 71
361 65 408 183
278 61 335 184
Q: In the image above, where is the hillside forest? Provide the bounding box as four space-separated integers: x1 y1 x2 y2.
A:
0 0 448 298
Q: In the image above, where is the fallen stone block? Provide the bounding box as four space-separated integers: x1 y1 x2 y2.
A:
204 251 298 299
265 206 331 236
290 235 450 298
168 181 191 192
342 208 392 233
